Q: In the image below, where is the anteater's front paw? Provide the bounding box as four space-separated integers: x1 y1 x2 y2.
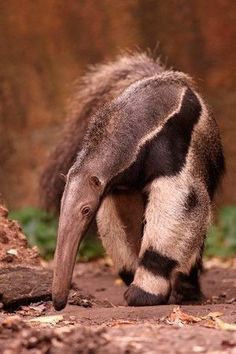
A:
124 284 169 306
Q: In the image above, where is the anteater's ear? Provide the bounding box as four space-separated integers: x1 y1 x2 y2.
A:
89 175 102 189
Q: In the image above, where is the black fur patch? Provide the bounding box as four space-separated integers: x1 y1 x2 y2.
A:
124 284 169 306
144 88 201 182
140 248 178 278
172 261 204 303
119 269 134 286
110 88 202 190
205 147 225 200
185 187 198 211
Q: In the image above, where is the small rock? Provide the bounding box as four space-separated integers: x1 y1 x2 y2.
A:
96 287 106 292
0 230 8 244
221 339 236 348
192 346 206 353
15 231 27 242
69 316 76 322
2 254 14 263
26 336 39 348
9 220 22 232
6 249 18 256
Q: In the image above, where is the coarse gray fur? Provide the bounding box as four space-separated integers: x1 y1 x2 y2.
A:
41 52 225 310
40 52 165 211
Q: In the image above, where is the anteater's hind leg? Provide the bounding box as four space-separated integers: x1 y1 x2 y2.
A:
124 175 210 306
96 191 144 285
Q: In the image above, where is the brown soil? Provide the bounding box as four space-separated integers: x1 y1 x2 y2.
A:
0 206 235 353
0 260 235 354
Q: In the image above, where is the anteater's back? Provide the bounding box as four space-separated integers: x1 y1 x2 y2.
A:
40 53 165 211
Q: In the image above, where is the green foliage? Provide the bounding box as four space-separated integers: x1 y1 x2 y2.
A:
9 205 236 260
9 207 104 261
205 205 236 258
9 207 57 258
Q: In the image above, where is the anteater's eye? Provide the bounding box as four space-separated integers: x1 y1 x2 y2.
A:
81 206 91 216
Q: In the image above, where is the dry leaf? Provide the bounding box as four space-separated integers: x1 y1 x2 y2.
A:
202 319 217 329
202 311 223 320
28 315 63 325
18 303 47 317
226 297 236 304
110 319 137 327
167 306 202 325
215 318 236 331
114 278 123 286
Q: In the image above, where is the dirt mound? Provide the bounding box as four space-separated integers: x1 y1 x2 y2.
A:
0 204 41 267
0 204 52 308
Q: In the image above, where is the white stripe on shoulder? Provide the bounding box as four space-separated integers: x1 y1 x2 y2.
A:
111 86 187 179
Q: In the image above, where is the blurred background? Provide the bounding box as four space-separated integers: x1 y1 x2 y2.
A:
0 0 235 259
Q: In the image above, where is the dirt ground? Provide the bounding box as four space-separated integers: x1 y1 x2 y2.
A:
0 205 236 353
0 260 235 354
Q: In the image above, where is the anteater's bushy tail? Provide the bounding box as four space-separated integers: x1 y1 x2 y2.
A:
39 52 165 212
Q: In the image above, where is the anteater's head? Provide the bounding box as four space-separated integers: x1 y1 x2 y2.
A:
52 164 105 310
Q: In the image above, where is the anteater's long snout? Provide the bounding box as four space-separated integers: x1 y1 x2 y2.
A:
52 208 85 311
52 176 102 311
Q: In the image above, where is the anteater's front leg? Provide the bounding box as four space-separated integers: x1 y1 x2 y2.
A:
97 191 144 285
124 175 210 306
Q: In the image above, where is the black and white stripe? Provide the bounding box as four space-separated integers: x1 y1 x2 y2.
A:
140 248 178 278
